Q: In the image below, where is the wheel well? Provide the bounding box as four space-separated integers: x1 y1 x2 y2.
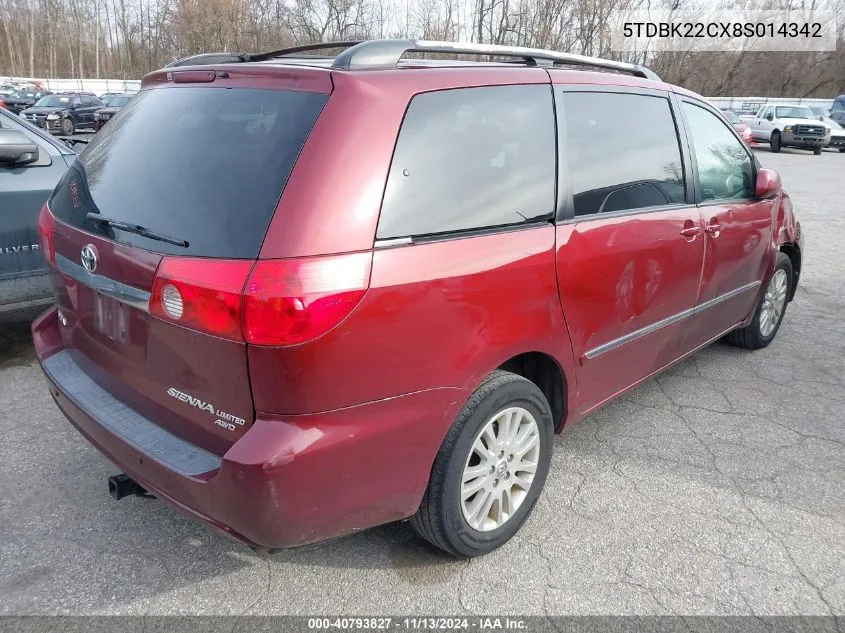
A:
498 352 566 431
780 242 801 301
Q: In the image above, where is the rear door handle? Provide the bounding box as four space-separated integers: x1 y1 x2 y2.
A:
705 221 723 237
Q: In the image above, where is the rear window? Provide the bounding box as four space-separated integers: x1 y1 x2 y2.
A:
49 86 327 258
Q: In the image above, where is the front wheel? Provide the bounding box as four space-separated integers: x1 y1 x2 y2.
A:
726 253 792 350
61 118 74 136
410 370 554 557
770 132 781 153
813 146 822 155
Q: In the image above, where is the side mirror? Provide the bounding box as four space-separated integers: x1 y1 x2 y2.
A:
765 113 773 121
756 168 782 199
0 129 39 165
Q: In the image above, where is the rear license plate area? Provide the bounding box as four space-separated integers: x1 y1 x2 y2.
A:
94 293 130 344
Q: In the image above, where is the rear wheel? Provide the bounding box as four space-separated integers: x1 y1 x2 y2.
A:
726 253 792 350
410 370 553 557
770 131 781 153
61 117 74 136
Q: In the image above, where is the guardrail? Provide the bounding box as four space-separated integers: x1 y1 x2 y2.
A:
707 96 835 112
1 77 141 94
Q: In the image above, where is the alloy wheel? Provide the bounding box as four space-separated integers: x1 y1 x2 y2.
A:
759 269 788 338
460 406 540 532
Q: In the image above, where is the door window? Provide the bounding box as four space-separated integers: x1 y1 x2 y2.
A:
681 102 754 201
559 91 685 217
377 85 556 239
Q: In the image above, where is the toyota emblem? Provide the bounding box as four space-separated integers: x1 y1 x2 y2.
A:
81 244 98 273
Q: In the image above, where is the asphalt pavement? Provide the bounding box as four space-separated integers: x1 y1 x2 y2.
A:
1 148 843 617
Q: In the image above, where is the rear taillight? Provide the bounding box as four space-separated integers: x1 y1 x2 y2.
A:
244 252 371 346
150 258 253 341
149 252 372 346
36 204 56 266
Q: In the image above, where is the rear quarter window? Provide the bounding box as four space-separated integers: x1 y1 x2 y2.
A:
377 85 556 239
49 86 328 258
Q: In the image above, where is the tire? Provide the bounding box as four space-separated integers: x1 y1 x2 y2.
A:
410 370 554 557
770 131 781 153
839 148 845 153
61 117 74 136
725 253 793 350
813 146 822 155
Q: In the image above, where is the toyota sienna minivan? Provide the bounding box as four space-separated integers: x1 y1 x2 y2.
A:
33 39 803 557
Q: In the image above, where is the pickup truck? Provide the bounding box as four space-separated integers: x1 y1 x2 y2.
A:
0 107 84 312
748 104 830 154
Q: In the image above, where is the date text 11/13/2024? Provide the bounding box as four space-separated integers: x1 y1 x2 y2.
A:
307 618 528 630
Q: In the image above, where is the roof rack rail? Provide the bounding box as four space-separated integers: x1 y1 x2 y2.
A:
249 41 362 62
332 39 661 81
164 42 362 68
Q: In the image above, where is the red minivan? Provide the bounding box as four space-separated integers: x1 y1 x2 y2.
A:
32 40 803 557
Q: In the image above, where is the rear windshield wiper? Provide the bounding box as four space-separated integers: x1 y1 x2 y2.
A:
86 213 189 248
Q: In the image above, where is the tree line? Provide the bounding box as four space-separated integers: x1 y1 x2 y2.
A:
1 0 843 97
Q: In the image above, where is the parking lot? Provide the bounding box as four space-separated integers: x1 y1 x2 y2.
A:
1 148 843 617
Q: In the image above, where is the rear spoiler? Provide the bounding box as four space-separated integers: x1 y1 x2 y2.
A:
164 42 361 68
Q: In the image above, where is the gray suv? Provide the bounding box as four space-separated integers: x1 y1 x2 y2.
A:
0 107 82 311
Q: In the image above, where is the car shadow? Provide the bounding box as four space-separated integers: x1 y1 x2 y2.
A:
0 304 44 366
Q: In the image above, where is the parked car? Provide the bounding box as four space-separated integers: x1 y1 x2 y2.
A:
2 89 51 115
820 117 845 152
93 94 133 130
99 92 129 106
20 92 103 136
32 40 803 557
720 109 753 144
831 95 845 114
748 104 830 154
0 107 80 311
829 111 845 126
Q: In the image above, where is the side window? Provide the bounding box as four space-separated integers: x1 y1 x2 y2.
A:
561 92 685 217
681 102 754 201
70 96 81 108
377 85 555 239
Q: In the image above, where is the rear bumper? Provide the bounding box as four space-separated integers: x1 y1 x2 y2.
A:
33 306 463 549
